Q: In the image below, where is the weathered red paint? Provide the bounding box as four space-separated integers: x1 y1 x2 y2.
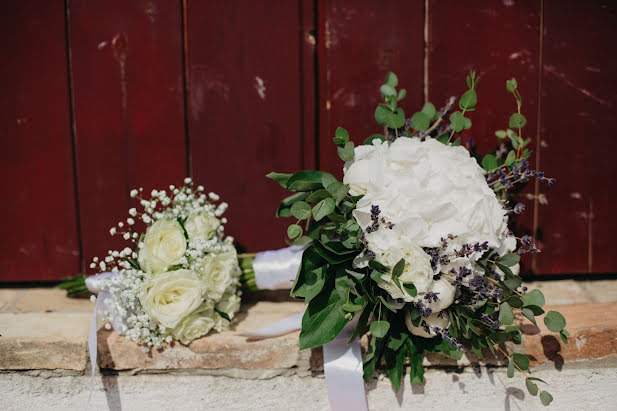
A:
429 0 541 273
317 0 425 179
69 0 187 272
0 2 81 281
186 0 313 251
537 0 617 274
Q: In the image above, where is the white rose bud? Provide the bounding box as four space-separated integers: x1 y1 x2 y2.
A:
139 269 205 329
138 219 187 274
405 310 450 338
198 248 239 301
184 213 220 242
170 301 215 345
369 237 433 302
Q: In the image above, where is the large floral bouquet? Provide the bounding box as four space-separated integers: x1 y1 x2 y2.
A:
85 178 242 347
269 72 567 406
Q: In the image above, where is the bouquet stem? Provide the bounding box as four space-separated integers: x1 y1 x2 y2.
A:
59 254 261 297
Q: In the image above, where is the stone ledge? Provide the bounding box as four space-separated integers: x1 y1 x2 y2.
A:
0 312 90 371
0 282 616 375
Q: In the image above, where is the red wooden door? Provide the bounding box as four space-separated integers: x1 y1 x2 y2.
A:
1 1 616 281
0 2 80 281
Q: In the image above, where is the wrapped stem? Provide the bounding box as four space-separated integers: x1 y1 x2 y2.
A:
60 253 261 297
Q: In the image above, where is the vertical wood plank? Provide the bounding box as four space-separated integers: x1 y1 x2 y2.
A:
429 0 541 273
318 0 425 178
186 0 311 251
538 0 617 274
69 0 187 271
0 1 80 281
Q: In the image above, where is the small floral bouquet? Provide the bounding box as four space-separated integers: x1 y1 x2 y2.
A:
84 178 242 347
269 73 567 406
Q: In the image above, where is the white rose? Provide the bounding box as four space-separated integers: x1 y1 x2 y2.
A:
184 212 220 241
171 301 215 345
139 269 205 329
370 237 434 302
493 218 520 276
138 219 187 274
420 277 457 312
345 137 507 259
199 248 240 300
405 310 450 338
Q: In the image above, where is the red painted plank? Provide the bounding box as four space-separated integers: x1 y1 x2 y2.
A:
69 0 187 272
0 2 80 281
318 0 424 178
429 0 541 273
186 0 311 251
537 0 617 274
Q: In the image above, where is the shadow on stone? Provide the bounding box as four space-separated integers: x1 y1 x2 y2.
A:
102 373 122 411
541 335 564 371
504 387 525 411
520 324 541 335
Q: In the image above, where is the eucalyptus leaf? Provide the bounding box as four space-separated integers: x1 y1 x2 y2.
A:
312 197 336 221
459 89 477 110
544 310 566 332
365 134 386 145
507 357 514 378
287 171 335 192
499 302 514 325
526 378 538 396
290 201 311 220
370 320 390 338
266 172 292 188
299 286 349 349
411 112 430 131
482 154 498 171
521 307 537 326
375 104 392 126
287 224 302 240
449 111 466 132
540 391 553 406
421 102 436 119
512 353 529 370
499 253 521 267
509 113 527 129
522 289 545 307
338 141 355 162
392 258 406 278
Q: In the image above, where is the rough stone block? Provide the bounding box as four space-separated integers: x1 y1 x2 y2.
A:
0 312 90 370
13 288 93 313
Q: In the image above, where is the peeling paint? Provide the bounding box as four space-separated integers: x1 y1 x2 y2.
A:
254 76 266 100
112 33 129 115
576 334 587 350
545 65 610 106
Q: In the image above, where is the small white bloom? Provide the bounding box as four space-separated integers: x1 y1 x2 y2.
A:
109 227 117 235
184 177 192 184
130 189 139 198
123 232 131 240
128 208 137 217
127 218 135 225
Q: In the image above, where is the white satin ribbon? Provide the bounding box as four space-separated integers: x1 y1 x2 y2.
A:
252 245 305 290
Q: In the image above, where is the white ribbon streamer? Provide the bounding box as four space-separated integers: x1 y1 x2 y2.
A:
252 245 305 290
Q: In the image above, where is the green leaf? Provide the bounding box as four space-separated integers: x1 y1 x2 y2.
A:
459 89 477 111
411 112 430 131
525 305 545 315
482 154 498 171
312 197 336 221
522 289 545 307
299 286 349 349
388 108 406 129
403 283 417 297
560 329 569 344
449 111 465 132
287 171 335 192
392 258 406 278
326 182 349 205
463 116 472 129
421 102 436 119
380 84 397 97
290 201 311 220
526 378 539 396
499 253 521 267
321 173 337 188
287 224 302 240
512 353 529 370
509 113 527 129
214 308 231 321
505 150 516 167
397 89 407 101
266 172 292 188
506 78 518 93
276 192 309 217
364 134 386 145
370 270 385 284
495 130 507 139
291 245 327 301
333 127 350 146
370 321 390 338
368 259 389 273
540 391 553 406
408 344 425 386
341 303 363 312
386 346 406 392
521 307 538 326
338 141 355 162
507 357 515 378
375 104 392 126
306 189 331 203
544 310 566 332
385 72 398 88
499 302 514 325
378 296 397 313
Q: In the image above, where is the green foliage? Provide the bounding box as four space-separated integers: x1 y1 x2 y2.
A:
540 391 553 406
370 321 390 338
544 310 566 332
